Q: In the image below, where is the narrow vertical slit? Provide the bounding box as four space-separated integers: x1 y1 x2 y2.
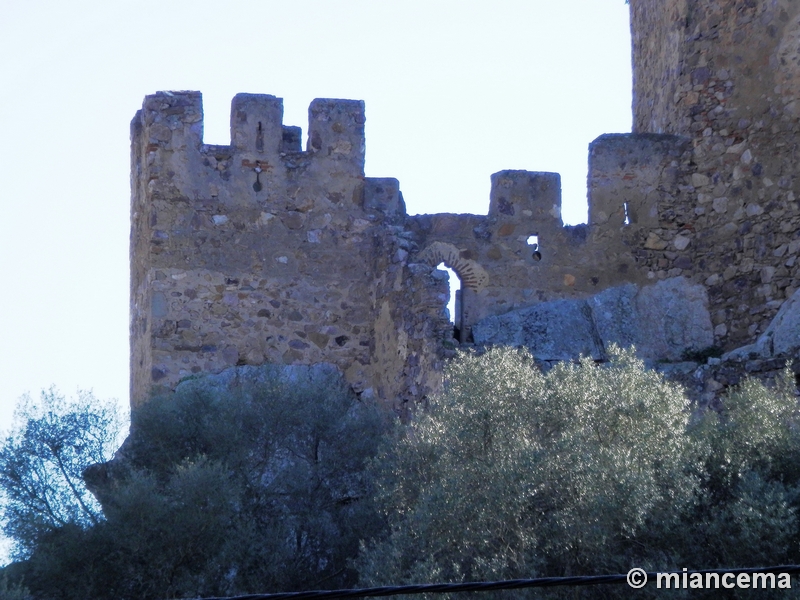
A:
436 263 462 341
256 121 264 152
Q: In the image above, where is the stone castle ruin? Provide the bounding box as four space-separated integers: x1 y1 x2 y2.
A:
130 0 800 411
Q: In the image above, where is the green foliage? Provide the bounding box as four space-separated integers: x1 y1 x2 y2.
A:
6 354 800 599
0 573 32 600
115 367 388 596
357 346 698 589
357 348 800 598
704 370 800 482
5 367 388 599
0 389 123 559
675 370 800 572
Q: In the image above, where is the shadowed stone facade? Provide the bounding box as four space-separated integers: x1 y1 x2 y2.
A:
130 0 800 411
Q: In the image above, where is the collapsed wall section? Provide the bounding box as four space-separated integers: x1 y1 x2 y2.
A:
407 139 692 342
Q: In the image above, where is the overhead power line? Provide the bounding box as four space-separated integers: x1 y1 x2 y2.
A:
192 565 800 600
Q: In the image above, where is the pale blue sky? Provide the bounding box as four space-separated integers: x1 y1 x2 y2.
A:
0 0 632 429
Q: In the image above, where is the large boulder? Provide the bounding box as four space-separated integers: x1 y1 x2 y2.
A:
634 277 715 360
758 289 800 356
471 299 604 362
473 277 714 362
174 362 343 395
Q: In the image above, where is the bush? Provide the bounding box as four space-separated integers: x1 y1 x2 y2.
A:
6 354 800 599
356 347 800 598
5 366 388 599
0 389 123 560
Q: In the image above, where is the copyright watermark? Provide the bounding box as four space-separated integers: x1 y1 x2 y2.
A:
627 568 647 589
626 567 792 589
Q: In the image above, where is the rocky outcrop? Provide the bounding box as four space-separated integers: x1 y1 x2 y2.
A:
724 289 800 361
472 277 714 362
174 362 344 395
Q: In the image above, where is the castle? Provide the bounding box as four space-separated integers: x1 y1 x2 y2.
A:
130 0 800 412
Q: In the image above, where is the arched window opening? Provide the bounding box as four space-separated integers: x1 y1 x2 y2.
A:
436 262 462 341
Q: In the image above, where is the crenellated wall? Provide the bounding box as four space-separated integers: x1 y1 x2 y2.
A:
130 90 699 408
130 92 447 412
131 0 800 409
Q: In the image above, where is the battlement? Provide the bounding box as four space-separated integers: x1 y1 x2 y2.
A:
130 91 695 408
131 0 800 410
130 92 425 410
136 92 365 155
132 92 367 210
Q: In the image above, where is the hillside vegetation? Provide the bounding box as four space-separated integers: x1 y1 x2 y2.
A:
2 347 800 599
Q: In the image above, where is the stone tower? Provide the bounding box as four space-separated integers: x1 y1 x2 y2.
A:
130 93 455 412
630 0 800 346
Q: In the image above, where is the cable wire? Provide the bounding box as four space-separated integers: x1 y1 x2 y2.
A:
191 565 800 600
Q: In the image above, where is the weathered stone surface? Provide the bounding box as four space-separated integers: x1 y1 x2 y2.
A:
587 284 639 351
725 289 800 360
635 277 714 361
131 1 800 411
473 278 713 362
631 0 800 350
175 362 343 395
767 290 800 356
472 300 603 361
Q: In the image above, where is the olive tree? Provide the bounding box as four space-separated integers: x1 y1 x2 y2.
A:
0 389 123 559
357 346 700 588
4 366 389 599
356 346 800 598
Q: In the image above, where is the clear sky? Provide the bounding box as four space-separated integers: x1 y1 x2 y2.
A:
0 0 632 430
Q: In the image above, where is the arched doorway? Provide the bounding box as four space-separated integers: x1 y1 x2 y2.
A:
436 262 463 341
418 242 489 344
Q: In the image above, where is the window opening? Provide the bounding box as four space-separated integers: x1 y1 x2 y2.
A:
527 235 541 261
256 121 264 152
623 202 631 225
436 262 462 340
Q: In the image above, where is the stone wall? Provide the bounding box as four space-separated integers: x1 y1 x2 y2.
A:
131 0 800 409
130 92 446 412
631 0 800 349
130 90 698 408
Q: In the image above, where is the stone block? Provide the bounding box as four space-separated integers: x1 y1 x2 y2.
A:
587 283 639 351
753 288 800 356
473 277 713 362
634 277 714 361
472 299 604 361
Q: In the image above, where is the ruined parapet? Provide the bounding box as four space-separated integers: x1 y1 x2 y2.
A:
407 165 668 341
131 91 685 410
588 134 689 230
588 133 695 279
